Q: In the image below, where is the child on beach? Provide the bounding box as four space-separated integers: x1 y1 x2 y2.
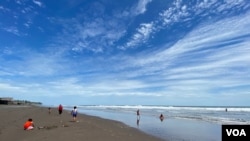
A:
71 106 78 122
23 118 34 130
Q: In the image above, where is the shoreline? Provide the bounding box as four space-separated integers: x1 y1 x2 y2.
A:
0 105 164 141
75 106 222 141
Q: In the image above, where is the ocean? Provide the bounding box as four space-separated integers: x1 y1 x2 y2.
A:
64 105 250 141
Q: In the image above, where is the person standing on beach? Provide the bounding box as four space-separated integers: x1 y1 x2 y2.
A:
71 106 78 122
136 109 140 127
137 109 140 120
58 104 63 115
23 118 35 130
48 107 51 114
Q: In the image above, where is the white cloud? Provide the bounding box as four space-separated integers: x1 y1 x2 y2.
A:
2 26 20 36
122 22 154 49
127 0 248 50
0 5 10 12
67 10 250 99
16 0 22 5
0 83 23 91
115 0 152 18
120 11 250 96
133 0 152 16
51 14 127 53
33 0 42 7
123 0 244 50
159 1 189 26
159 0 248 28
0 46 72 77
1 0 249 104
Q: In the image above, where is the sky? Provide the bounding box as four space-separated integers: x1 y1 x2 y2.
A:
0 0 250 106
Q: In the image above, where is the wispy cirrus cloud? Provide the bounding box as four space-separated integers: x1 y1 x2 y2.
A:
1 0 249 105
121 22 155 49
0 0 44 36
132 0 152 16
105 11 250 99
23 11 248 99
32 0 43 7
0 5 10 12
48 10 127 53
160 0 249 26
49 0 154 53
0 83 24 95
121 0 249 50
2 26 20 36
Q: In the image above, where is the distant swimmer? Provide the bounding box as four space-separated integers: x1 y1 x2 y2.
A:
225 108 228 112
159 113 164 122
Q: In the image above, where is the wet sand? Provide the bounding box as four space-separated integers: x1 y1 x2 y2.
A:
0 105 164 141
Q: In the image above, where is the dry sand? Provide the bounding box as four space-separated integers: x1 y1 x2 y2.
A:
0 105 164 141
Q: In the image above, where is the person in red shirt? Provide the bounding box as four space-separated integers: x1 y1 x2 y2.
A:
58 104 63 114
23 118 34 130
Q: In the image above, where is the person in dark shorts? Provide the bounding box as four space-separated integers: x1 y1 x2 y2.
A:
71 106 78 122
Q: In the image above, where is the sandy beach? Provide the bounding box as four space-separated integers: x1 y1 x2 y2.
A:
0 105 164 141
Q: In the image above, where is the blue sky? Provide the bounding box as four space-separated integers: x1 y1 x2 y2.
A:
0 0 250 106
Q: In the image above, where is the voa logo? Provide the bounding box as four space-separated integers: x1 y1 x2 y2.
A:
226 129 246 136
